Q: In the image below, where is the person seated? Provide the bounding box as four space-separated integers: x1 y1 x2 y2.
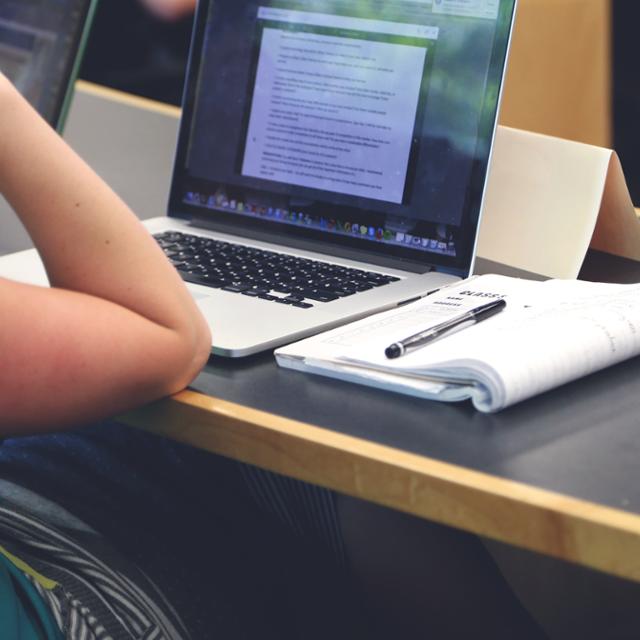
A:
7 58 632 638
0 71 373 639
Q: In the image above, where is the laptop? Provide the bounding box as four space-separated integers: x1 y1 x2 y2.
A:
0 0 97 130
1 0 518 357
144 0 518 356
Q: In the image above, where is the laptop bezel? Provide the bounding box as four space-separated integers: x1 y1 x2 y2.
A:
0 0 99 131
167 0 518 278
54 0 99 132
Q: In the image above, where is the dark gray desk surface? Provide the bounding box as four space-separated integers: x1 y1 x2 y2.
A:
188 251 640 515
166 251 640 583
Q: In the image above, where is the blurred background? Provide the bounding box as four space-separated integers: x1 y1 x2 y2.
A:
80 0 194 106
78 0 640 204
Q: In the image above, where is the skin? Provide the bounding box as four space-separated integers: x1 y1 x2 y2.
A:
0 74 211 433
138 0 197 21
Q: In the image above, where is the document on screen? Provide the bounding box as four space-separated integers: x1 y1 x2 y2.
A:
241 10 438 204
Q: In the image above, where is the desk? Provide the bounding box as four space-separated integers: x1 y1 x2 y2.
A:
123 274 640 585
5 82 640 585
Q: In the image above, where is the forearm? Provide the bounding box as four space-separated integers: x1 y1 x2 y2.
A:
0 76 211 422
0 75 207 341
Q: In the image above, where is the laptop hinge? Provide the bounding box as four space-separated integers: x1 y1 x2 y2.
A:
187 216 436 275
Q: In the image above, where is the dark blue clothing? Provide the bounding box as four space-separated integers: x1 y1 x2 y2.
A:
0 422 371 639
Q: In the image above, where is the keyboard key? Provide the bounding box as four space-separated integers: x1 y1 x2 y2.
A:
298 290 340 303
154 231 398 309
222 284 250 293
180 272 225 288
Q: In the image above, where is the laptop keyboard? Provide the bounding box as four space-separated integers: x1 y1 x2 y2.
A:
154 231 400 308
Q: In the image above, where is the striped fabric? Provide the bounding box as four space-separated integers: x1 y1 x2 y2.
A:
28 578 109 640
0 503 188 640
238 463 346 566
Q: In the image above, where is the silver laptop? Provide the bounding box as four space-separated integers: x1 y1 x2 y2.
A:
145 0 517 356
0 0 97 130
2 0 518 357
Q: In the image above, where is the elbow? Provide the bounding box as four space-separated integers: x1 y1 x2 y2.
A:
188 320 213 384
162 319 212 396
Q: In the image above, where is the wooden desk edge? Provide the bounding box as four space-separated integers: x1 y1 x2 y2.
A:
121 389 640 583
75 80 181 119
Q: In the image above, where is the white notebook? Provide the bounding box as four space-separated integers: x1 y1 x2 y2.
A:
275 274 640 412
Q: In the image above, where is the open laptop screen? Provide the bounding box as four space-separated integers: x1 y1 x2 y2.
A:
0 0 96 129
171 0 517 276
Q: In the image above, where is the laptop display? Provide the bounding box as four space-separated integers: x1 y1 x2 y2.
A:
0 0 97 129
170 0 517 277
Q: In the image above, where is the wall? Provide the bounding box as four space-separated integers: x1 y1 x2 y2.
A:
499 0 612 148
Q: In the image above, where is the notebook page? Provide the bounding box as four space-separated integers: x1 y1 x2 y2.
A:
277 274 540 409
340 279 639 410
466 284 640 408
277 274 639 412
320 274 529 348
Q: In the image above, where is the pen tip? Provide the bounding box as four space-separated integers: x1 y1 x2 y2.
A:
385 344 402 359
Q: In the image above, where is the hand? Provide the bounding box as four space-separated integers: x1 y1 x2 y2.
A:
138 0 196 21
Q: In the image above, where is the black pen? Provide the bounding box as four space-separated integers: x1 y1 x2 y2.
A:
385 298 506 359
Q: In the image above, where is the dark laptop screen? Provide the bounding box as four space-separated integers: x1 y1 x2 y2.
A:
0 0 95 128
171 0 517 276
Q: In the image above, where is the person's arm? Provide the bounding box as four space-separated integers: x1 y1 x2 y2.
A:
138 0 196 21
0 74 211 434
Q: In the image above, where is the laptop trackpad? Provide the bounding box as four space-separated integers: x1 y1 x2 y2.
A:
195 290 320 355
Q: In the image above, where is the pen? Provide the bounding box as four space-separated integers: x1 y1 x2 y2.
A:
384 298 506 359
